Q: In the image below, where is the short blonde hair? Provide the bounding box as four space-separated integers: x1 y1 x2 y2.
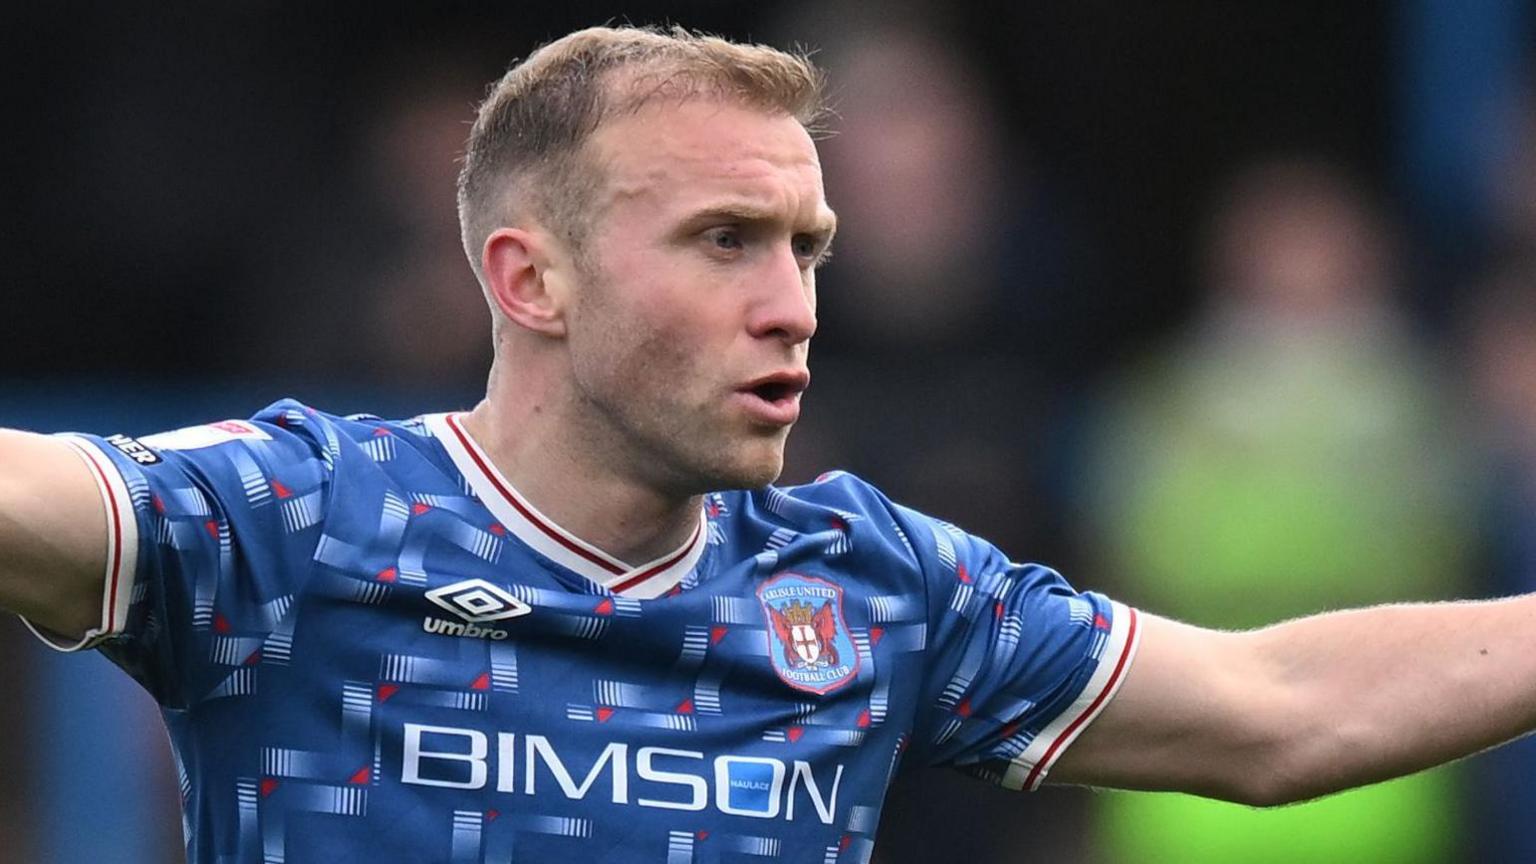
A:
457 25 828 280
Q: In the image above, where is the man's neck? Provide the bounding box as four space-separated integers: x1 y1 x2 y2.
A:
458 396 703 567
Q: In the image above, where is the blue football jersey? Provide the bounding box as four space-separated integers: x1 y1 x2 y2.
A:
29 400 1139 863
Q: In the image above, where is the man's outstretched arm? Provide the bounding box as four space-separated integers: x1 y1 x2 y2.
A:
0 430 108 640
1050 599 1536 805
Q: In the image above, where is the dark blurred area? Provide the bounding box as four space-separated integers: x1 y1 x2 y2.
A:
2 2 1534 862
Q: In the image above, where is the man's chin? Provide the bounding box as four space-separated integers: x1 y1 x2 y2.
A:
711 457 784 491
699 444 786 491
656 426 790 493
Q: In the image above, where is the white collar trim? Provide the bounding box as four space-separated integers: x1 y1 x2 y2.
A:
424 412 706 599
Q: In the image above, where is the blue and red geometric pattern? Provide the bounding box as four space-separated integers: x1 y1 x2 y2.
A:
24 400 1139 863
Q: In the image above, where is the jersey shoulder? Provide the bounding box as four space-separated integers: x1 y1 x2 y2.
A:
245 398 412 445
244 399 451 469
724 470 928 576
762 469 903 520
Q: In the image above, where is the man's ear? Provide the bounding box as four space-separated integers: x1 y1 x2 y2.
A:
482 227 570 337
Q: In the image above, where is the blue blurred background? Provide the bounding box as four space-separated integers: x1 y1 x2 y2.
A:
3 2 1536 861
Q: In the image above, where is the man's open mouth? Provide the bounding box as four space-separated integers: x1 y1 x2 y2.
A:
749 380 797 402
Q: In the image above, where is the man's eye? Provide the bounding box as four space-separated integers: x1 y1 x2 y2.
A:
794 235 833 268
707 228 743 250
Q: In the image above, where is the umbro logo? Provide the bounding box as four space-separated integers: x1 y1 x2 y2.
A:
422 579 531 640
427 579 531 622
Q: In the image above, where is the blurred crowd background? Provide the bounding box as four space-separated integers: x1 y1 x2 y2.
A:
3 1 1535 861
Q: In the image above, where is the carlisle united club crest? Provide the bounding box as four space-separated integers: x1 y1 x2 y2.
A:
757 572 859 695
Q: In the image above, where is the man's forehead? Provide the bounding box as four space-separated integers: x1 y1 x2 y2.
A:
591 99 827 210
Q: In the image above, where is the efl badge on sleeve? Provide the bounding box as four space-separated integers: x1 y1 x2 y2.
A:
141 420 273 451
757 572 860 695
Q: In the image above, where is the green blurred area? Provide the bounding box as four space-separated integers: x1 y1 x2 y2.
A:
1084 317 1479 864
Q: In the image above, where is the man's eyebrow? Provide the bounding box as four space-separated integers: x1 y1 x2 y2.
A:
819 209 839 240
684 202 839 236
682 203 783 226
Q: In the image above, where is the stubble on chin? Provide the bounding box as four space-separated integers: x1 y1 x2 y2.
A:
566 369 784 495
566 267 791 493
650 415 791 494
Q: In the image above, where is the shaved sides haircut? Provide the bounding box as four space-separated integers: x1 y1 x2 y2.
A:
457 25 829 283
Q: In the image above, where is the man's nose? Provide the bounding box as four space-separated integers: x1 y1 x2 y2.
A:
747 245 818 344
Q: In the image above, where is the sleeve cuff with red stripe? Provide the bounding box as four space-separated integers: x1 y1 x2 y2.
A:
1004 600 1141 791
20 435 141 653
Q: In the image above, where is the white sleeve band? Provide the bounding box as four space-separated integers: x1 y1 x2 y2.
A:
1003 600 1141 791
20 435 141 652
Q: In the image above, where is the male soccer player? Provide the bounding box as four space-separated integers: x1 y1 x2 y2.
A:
1 25 1534 863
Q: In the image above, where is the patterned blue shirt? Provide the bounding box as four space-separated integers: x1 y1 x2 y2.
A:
28 400 1139 864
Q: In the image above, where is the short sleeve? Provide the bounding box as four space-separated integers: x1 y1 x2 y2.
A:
22 406 334 707
901 507 1140 790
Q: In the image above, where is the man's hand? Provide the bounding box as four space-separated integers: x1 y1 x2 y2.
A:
0 430 108 640
1050 601 1536 805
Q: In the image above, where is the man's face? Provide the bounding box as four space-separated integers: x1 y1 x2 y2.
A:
560 98 836 494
